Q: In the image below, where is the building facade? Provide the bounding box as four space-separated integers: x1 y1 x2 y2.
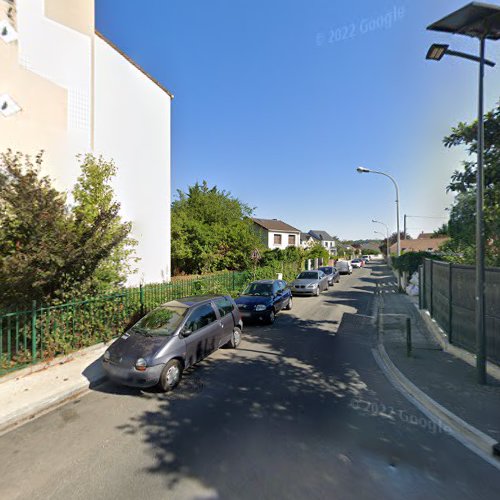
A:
252 218 301 250
0 0 172 284
308 230 337 255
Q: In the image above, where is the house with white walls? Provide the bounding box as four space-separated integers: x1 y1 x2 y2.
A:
0 0 172 284
252 218 301 250
308 230 337 255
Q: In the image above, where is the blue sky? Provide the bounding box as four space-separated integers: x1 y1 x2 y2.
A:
96 0 500 240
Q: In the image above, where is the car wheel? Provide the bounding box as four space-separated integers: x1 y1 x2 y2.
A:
228 326 242 348
159 359 183 392
268 310 276 324
315 287 320 297
285 297 293 310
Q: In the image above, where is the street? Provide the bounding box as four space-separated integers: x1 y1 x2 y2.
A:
1 264 499 500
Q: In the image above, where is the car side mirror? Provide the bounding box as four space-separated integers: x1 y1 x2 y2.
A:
181 327 192 337
276 290 282 296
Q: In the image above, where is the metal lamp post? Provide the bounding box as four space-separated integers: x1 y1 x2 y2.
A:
372 219 391 265
426 1 500 385
357 167 401 258
374 230 389 264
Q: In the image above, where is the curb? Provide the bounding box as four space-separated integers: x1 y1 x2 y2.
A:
0 340 114 385
0 372 107 436
373 339 500 470
0 349 108 436
415 306 500 383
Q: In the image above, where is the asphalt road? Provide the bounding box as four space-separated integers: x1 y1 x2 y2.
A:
1 264 500 500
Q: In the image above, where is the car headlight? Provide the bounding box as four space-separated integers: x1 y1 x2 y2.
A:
307 283 317 288
103 350 110 361
255 304 267 311
135 358 147 371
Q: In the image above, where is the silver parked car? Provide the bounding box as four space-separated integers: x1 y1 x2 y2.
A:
102 295 243 392
289 270 329 296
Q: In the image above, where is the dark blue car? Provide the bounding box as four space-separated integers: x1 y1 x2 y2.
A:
235 279 292 324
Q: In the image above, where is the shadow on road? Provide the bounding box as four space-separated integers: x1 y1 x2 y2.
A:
100 274 390 497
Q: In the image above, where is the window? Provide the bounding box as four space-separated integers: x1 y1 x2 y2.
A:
184 304 217 333
214 297 234 317
274 233 282 245
288 234 296 245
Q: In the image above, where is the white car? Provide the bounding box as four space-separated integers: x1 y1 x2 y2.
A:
336 260 352 275
351 259 362 269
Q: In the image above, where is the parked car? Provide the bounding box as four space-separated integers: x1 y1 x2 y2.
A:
102 295 243 392
289 270 329 296
318 266 340 286
235 279 292 324
336 260 352 275
351 259 362 269
362 255 371 262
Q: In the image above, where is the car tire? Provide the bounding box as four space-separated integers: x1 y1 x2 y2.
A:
315 287 320 297
285 297 293 310
228 326 242 348
159 359 183 392
268 309 276 324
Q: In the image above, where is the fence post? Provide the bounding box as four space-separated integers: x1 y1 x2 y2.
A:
406 317 412 357
448 263 453 344
31 300 37 364
422 261 427 309
139 284 145 316
430 260 434 318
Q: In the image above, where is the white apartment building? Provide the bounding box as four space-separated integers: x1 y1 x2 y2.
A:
0 0 172 284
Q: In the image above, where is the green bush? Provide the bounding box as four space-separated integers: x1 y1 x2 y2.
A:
392 252 442 275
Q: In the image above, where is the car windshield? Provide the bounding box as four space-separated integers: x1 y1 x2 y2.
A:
297 272 318 280
319 267 332 274
131 306 188 336
243 283 273 296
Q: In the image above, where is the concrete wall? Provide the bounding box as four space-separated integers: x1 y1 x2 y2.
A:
93 35 171 284
1 0 172 285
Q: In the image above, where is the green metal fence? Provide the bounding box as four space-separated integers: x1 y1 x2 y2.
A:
0 271 249 376
420 258 500 365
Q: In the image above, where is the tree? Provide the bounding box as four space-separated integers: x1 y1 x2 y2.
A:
0 151 135 308
432 223 449 238
171 181 262 274
306 242 329 262
72 154 137 292
443 101 500 265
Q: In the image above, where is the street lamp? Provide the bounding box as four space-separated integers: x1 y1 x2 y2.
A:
426 1 500 385
356 167 401 258
372 219 391 265
374 230 390 265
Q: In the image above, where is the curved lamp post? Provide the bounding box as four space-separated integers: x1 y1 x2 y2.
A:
426 1 500 385
372 219 391 265
357 167 401 258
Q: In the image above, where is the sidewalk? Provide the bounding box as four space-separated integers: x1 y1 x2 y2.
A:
0 344 107 434
375 268 500 454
